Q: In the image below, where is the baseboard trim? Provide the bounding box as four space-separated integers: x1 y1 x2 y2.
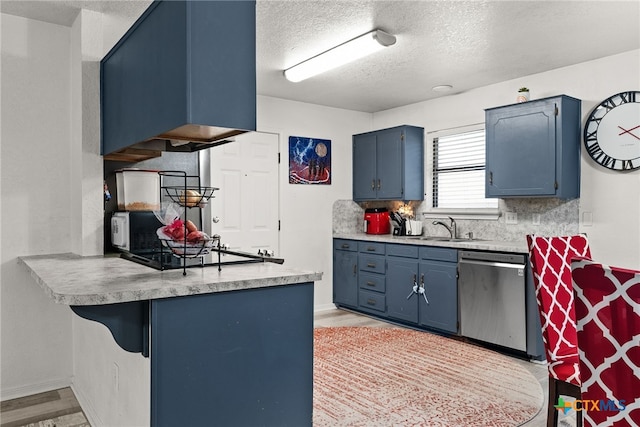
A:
71 381 103 427
0 377 71 401
314 303 337 313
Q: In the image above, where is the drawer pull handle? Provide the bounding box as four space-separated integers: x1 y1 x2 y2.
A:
367 263 376 268
353 264 357 275
341 244 350 249
367 299 376 305
366 247 376 252
366 281 376 286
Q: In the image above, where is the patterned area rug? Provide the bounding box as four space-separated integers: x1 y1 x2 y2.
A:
313 327 543 426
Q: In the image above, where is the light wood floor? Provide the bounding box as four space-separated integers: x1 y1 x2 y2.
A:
0 387 88 427
2 308 574 427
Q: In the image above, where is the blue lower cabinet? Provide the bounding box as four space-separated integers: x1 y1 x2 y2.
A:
333 239 459 334
386 258 419 323
150 282 314 427
418 260 458 333
333 241 358 308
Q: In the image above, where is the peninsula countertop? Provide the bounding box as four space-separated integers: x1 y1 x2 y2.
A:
333 232 528 253
18 253 323 306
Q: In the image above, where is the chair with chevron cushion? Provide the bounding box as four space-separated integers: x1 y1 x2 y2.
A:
527 234 590 427
571 259 640 427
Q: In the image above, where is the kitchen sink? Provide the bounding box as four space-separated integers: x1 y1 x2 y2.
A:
419 236 488 242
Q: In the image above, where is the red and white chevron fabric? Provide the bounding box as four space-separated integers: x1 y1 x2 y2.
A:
571 259 640 427
526 234 591 386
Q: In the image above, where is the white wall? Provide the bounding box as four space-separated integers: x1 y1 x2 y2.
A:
0 14 74 399
257 96 372 309
372 49 640 267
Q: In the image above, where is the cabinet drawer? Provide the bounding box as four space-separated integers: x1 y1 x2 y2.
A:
358 253 385 274
359 289 386 313
334 239 357 252
387 244 418 258
420 247 458 262
359 272 386 293
358 241 386 255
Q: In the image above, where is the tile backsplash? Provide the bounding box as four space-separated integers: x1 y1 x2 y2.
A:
333 198 579 243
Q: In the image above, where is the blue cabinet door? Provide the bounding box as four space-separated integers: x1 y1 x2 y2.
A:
418 260 458 333
486 99 556 196
353 134 377 200
485 95 581 198
376 129 404 199
333 250 358 308
386 258 419 323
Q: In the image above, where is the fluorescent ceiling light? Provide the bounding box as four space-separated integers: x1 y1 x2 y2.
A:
284 29 397 83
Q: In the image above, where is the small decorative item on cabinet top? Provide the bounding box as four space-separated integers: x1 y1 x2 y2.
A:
289 136 332 185
517 87 530 103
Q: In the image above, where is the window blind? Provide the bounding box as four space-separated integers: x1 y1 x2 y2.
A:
432 130 498 209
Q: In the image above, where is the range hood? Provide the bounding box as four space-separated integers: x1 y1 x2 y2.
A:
101 0 256 162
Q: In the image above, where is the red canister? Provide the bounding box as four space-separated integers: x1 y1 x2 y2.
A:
364 208 391 235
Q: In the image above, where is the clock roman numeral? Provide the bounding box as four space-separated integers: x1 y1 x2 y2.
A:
586 141 603 157
585 141 617 168
620 91 637 103
601 155 616 169
602 98 619 110
622 160 634 170
585 130 598 142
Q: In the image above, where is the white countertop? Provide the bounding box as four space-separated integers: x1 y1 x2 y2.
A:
333 233 528 253
18 253 323 306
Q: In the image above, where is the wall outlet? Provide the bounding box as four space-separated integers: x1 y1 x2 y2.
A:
505 212 518 225
532 214 541 226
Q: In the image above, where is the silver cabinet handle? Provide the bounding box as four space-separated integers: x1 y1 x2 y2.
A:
419 274 429 304
407 274 419 299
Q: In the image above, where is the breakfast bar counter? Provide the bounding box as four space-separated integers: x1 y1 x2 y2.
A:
19 253 322 427
18 252 322 305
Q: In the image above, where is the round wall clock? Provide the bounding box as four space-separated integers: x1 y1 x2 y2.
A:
583 90 640 171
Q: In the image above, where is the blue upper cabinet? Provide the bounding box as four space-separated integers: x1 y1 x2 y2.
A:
485 95 581 199
101 0 256 161
353 125 424 202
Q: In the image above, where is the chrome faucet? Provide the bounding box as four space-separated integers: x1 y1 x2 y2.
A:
432 216 457 239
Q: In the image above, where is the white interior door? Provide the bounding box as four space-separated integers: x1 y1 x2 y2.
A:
208 131 280 256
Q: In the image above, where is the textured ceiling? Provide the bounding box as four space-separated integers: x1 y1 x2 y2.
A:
3 0 640 113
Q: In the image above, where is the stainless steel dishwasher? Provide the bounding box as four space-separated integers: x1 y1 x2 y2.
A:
458 250 527 352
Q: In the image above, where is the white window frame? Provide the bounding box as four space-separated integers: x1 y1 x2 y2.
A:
422 124 499 220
